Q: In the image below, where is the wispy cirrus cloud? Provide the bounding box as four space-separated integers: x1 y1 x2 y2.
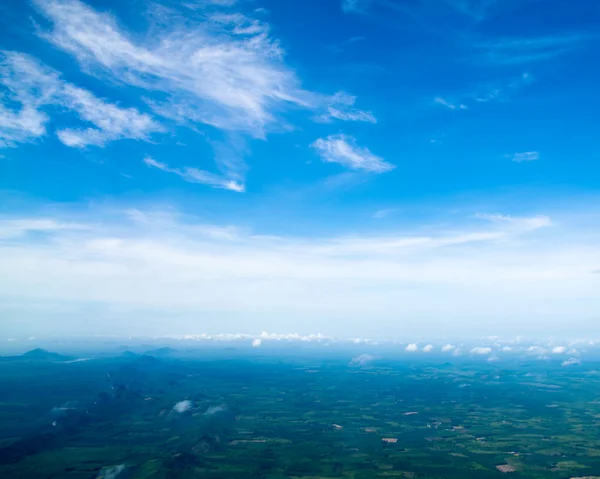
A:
475 34 591 65
311 134 393 173
434 97 467 110
143 157 244 192
372 208 395 219
475 213 551 231
30 0 375 190
318 92 376 124
433 73 534 112
32 0 313 138
341 0 369 14
510 151 539 163
0 51 162 148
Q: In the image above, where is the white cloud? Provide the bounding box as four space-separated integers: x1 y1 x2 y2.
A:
144 157 244 192
251 338 262 347
430 73 534 113
351 353 376 365
434 97 467 110
28 0 378 190
0 218 88 239
552 346 567 354
562 357 580 367
56 85 161 147
470 347 492 355
311 134 394 173
405 343 418 352
476 35 589 65
452 348 463 356
475 213 552 231
33 0 314 138
372 209 395 219
2 203 600 337
526 346 547 355
501 346 513 352
100 465 125 479
342 0 368 13
204 405 227 415
173 400 192 413
511 151 540 163
441 344 456 352
423 344 434 352
319 91 377 124
0 51 162 148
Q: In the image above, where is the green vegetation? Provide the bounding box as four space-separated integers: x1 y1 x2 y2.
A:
1 349 599 478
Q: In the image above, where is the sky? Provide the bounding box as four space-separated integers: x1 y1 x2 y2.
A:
1 0 599 339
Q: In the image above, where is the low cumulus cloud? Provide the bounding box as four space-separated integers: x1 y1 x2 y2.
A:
204 404 227 416
405 343 418 352
562 357 581 367
552 346 567 354
441 344 456 352
423 344 434 353
351 353 376 365
527 346 547 355
101 465 126 479
251 338 262 348
173 400 192 413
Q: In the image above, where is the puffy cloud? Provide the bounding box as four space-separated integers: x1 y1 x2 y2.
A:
311 134 394 173
441 344 456 352
251 338 262 348
405 343 418 352
502 346 513 352
423 344 434 353
173 400 192 413
552 346 567 354
527 346 547 355
562 357 581 367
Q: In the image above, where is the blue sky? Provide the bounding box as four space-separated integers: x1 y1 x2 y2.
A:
1 0 599 338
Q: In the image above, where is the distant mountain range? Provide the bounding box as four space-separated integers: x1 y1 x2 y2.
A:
0 348 75 362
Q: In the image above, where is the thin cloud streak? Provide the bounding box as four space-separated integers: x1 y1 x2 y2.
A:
311 134 394 173
144 157 244 192
510 151 539 163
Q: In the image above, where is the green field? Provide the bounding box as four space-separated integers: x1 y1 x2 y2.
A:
1 349 600 478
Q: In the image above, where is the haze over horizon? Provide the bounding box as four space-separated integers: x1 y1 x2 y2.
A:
1 0 599 338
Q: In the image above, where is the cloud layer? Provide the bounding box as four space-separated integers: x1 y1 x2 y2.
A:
2 204 599 336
